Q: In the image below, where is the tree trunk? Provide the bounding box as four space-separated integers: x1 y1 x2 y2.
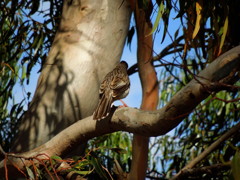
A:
11 0 131 152
128 1 158 179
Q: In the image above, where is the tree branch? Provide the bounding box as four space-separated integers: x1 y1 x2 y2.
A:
127 36 184 75
171 122 240 179
172 162 231 180
1 45 240 177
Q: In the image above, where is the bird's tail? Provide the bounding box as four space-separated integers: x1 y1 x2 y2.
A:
93 93 112 120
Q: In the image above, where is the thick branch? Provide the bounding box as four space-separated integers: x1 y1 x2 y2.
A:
1 45 240 177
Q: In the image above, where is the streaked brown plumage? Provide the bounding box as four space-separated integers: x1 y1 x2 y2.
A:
93 61 130 120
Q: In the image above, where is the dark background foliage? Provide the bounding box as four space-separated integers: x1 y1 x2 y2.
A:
0 0 62 151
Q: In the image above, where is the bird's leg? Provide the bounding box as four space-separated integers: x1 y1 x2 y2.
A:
119 99 128 107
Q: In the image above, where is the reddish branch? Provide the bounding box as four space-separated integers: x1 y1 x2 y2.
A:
128 1 158 179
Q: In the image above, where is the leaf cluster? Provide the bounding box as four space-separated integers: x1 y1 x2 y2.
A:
0 0 62 152
126 0 240 179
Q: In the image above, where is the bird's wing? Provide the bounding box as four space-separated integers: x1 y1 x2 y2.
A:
93 90 113 120
111 75 130 98
93 61 130 120
111 76 126 89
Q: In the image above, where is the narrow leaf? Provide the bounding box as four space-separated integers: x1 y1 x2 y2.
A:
110 147 127 154
161 0 172 43
91 157 109 179
127 26 135 50
148 2 165 36
29 1 40 15
51 155 62 160
74 169 94 175
161 9 170 43
33 31 44 56
74 159 91 169
26 166 35 180
21 65 26 80
232 151 240 180
174 28 180 40
192 0 203 39
218 16 228 55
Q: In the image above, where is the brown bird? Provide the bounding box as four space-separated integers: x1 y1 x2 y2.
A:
93 61 130 120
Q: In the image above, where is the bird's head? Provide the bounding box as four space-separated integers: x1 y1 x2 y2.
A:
120 61 128 69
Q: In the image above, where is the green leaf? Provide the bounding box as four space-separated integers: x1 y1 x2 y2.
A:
35 167 42 179
148 1 165 36
34 31 44 56
21 65 26 80
31 32 41 49
161 0 172 43
110 147 127 154
74 159 91 169
74 169 94 175
218 16 228 55
26 166 35 180
231 151 240 180
91 157 109 180
51 155 62 160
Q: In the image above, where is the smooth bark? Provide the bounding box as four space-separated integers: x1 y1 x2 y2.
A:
128 2 158 179
11 0 131 152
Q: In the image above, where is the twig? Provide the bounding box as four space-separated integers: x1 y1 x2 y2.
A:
102 165 114 180
172 162 231 180
0 145 6 156
5 152 58 179
7 158 27 177
171 122 240 179
127 36 184 75
49 157 60 180
4 156 8 180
